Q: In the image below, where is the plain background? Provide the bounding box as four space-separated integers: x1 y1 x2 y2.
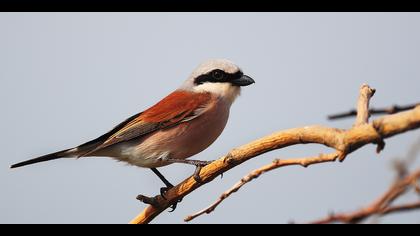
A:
1 13 419 224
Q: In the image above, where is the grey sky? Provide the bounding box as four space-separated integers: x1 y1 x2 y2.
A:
1 13 419 224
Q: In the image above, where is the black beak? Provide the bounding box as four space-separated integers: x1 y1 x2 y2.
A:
231 74 255 86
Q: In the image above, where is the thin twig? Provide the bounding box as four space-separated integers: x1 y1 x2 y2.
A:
310 136 420 224
328 103 419 120
309 170 420 224
380 202 420 215
311 202 420 224
184 152 340 222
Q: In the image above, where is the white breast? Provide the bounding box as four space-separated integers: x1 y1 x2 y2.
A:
193 83 241 105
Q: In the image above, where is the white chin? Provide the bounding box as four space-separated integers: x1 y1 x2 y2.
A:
193 82 241 104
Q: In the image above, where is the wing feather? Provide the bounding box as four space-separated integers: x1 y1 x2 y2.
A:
82 90 212 155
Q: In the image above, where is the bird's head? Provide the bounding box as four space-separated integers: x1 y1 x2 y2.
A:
181 59 255 104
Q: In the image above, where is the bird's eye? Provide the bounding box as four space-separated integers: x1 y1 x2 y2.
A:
212 70 224 80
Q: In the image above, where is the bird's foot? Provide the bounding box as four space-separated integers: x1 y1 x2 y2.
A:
168 198 183 212
160 185 183 212
136 192 182 212
161 187 183 212
160 184 174 200
161 158 214 183
193 160 214 183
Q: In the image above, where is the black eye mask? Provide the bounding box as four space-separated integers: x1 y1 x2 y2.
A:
194 69 244 85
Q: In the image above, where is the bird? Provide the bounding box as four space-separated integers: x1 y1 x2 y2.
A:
10 59 254 208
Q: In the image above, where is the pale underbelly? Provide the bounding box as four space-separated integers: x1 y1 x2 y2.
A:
102 102 230 168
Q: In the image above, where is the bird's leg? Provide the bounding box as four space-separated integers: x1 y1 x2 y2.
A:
193 165 204 183
150 168 182 212
162 158 214 183
151 168 174 196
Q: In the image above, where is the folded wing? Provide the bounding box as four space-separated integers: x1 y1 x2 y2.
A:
81 90 212 156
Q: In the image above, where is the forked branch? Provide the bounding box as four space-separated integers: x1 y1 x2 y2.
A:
130 84 420 224
308 170 420 224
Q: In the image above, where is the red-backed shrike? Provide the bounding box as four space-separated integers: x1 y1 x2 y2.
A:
11 59 254 208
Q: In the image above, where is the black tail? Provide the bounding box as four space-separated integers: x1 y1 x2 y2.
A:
10 148 75 169
10 111 144 169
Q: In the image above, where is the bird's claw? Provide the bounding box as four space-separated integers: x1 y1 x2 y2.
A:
193 172 203 183
159 185 183 212
137 192 182 213
169 204 177 212
168 198 183 212
193 160 214 183
160 185 173 200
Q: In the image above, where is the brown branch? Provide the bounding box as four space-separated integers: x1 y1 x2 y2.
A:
185 84 377 222
328 103 420 120
309 136 420 224
380 202 420 215
354 84 376 126
311 202 420 224
309 170 420 224
184 152 340 222
129 85 420 224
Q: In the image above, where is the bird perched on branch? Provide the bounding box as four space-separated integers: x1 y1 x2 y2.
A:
11 59 254 209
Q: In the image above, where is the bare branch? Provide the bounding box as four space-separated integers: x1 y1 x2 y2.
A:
129 85 420 224
309 137 420 224
185 136 420 223
380 202 420 215
328 103 420 120
355 84 376 126
184 152 340 222
184 85 419 223
311 202 420 224
309 170 420 224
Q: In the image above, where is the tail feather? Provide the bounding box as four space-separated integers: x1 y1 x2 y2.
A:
10 111 144 169
10 148 76 169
